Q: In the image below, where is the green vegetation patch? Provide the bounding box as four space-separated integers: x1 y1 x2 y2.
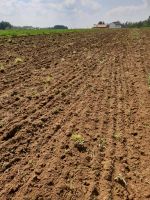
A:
131 29 140 39
0 28 96 37
71 133 84 145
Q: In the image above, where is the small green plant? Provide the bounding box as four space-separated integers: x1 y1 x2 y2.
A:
0 63 5 72
71 133 84 145
44 75 53 83
131 30 140 40
15 57 23 64
26 88 38 99
52 107 61 115
113 132 122 141
143 123 150 128
99 137 107 151
31 91 38 97
28 160 34 168
99 58 106 64
71 133 87 152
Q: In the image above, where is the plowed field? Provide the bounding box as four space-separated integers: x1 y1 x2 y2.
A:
0 29 150 200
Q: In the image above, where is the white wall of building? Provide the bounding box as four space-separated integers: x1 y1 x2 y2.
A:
109 23 121 28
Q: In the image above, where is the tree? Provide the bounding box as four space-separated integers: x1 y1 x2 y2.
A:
53 25 68 29
0 21 12 30
122 16 150 28
98 21 105 25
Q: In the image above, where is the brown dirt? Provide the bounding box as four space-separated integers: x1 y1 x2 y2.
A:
0 29 150 200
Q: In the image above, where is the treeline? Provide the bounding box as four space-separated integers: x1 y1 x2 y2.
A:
0 21 12 30
1 17 150 30
123 16 150 28
0 21 68 30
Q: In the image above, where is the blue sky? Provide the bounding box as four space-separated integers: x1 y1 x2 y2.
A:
0 0 150 27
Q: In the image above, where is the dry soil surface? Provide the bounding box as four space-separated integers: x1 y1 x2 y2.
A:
0 29 150 200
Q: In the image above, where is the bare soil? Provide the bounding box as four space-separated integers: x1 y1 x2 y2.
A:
0 29 150 200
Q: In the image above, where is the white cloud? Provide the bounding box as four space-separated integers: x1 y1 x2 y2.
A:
104 0 150 22
0 0 102 28
1 0 149 28
80 0 101 11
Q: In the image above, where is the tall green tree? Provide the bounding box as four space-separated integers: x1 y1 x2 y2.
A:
0 21 12 30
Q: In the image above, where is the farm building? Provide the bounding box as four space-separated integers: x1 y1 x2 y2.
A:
93 21 108 28
109 21 122 28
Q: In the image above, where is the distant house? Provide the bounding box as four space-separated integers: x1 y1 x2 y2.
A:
93 21 108 28
109 21 122 28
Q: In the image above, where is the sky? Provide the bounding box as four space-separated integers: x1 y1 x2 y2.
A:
0 0 150 28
